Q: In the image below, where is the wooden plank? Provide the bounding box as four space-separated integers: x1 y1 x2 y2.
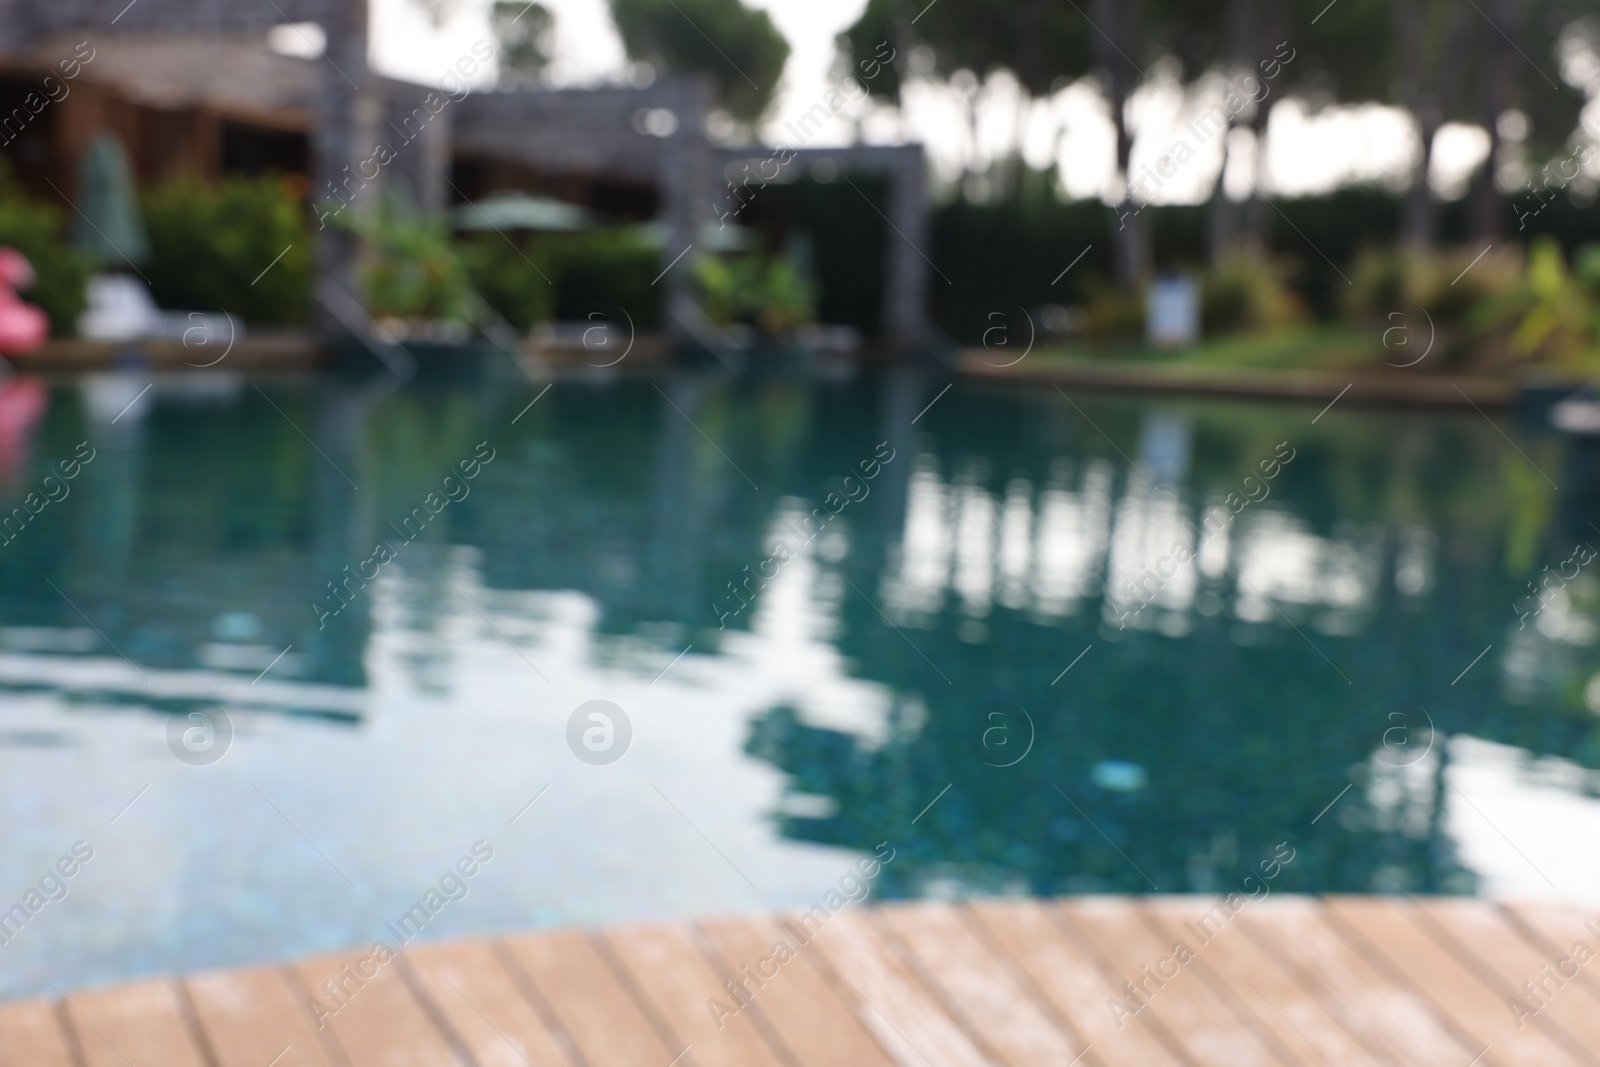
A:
293 949 463 1067
62 978 210 1067
403 940 574 1067
1414 898 1600 1056
1140 897 1386 1067
500 929 681 1067
1323 896 1584 1066
27 897 1600 1067
797 908 995 1067
696 914 898 1067
599 922 789 1067
966 898 1182 1067
876 902 1085 1066
1237 896 1472 1067
1501 901 1600 1001
1056 897 1279 1067
0 998 75 1067
186 967 338 1067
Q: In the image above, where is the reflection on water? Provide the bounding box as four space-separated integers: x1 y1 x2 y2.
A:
1 365 1598 996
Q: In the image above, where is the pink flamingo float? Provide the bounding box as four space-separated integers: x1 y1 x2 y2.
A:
0 247 49 355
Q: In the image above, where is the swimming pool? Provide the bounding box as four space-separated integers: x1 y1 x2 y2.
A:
1 365 1597 998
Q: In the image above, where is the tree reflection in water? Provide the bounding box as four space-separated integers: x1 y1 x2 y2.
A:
1 365 1596 901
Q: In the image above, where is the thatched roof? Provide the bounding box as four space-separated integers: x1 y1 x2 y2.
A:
26 33 320 124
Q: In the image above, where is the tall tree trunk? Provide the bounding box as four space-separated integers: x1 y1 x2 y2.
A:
1208 0 1254 264
965 85 981 183
1003 92 1030 199
1469 0 1520 241
1207 178 1234 264
1396 0 1470 249
1112 85 1148 286
1013 0 1051 200
1094 0 1147 290
1240 97 1272 249
1394 0 1434 248
1403 123 1441 248
1239 1 1284 250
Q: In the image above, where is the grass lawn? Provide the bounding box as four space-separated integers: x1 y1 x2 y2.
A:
1021 325 1385 373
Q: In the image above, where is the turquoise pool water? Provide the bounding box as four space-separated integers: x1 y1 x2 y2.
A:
1 365 1598 998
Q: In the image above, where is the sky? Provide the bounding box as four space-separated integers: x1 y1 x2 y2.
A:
358 0 1581 205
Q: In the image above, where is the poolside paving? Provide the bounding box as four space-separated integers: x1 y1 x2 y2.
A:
3 895 1597 1067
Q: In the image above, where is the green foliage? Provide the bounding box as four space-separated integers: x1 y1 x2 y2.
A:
1347 245 1524 326
1347 244 1524 365
1502 237 1600 367
0 162 92 336
1503 3 1590 161
460 235 555 332
1287 0 1586 167
841 0 1090 101
550 229 664 329
693 251 815 335
763 179 887 335
839 0 1255 108
338 192 475 324
929 191 1112 339
143 174 312 326
609 0 789 120
462 228 664 332
491 0 553 86
836 0 907 100
1202 251 1305 336
1280 0 1400 106
1343 239 1600 370
409 0 465 27
1081 282 1145 345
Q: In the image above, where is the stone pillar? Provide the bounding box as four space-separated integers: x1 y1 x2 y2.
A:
411 96 451 215
884 147 930 355
312 0 377 331
0 0 37 54
657 78 712 347
379 82 452 214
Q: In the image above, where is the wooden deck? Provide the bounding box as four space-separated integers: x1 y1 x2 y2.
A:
4 896 1599 1067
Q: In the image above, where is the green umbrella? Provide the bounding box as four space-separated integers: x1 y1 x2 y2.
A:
452 193 592 233
72 132 150 268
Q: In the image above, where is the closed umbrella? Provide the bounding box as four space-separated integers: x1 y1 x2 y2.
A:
72 132 150 268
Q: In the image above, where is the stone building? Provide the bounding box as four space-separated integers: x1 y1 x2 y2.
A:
0 0 931 348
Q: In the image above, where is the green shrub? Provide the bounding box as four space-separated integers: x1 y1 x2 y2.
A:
693 251 815 335
338 191 475 324
1081 281 1144 346
550 229 663 329
1202 251 1304 336
1346 245 1526 367
428 227 672 335
460 234 556 332
0 161 93 336
143 174 312 326
460 227 665 332
1496 237 1600 369
1347 245 1523 328
1345 247 1406 324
